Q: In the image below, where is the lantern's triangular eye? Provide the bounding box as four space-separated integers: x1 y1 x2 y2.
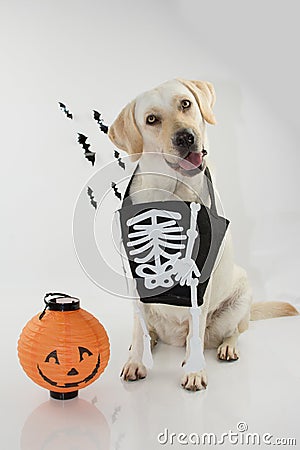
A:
45 350 60 365
78 346 93 362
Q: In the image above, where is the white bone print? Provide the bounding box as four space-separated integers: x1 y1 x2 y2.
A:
173 202 201 286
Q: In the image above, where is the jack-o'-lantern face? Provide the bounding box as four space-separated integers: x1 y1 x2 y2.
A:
37 345 100 389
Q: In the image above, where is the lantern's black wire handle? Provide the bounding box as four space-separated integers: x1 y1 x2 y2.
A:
39 292 79 320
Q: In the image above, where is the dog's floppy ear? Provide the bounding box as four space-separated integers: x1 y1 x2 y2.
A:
108 101 143 161
178 79 216 125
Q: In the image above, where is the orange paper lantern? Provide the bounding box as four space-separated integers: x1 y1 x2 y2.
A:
18 293 110 400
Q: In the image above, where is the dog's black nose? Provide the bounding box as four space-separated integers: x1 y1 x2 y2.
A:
173 129 195 149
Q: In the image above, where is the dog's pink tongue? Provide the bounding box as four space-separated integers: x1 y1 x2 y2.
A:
179 152 202 170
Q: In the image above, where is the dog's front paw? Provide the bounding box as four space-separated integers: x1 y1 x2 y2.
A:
181 370 207 391
217 343 239 361
120 360 147 381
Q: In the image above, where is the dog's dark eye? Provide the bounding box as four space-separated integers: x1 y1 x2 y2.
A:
146 114 158 125
181 99 191 110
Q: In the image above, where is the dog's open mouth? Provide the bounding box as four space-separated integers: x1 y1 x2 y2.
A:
165 150 205 176
178 151 202 171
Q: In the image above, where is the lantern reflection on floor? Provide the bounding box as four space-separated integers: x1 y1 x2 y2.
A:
21 397 110 450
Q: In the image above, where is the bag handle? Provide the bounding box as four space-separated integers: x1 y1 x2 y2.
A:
204 167 218 215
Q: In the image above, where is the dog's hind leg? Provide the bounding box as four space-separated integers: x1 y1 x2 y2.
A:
207 286 252 361
217 327 240 361
217 308 251 361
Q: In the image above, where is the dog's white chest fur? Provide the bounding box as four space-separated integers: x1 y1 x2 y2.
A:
145 303 190 346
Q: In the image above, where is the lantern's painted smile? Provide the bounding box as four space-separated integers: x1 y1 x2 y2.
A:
37 353 101 388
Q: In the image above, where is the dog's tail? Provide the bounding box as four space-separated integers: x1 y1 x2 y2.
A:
250 301 299 321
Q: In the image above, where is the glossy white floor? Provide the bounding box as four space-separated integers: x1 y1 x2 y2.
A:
3 290 300 450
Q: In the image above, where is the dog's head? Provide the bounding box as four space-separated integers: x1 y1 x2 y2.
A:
108 79 216 177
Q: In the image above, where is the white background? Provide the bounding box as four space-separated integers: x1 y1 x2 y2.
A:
1 1 300 449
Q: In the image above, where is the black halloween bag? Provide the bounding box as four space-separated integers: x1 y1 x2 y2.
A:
119 168 229 307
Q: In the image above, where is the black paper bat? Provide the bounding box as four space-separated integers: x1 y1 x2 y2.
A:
77 133 96 166
114 149 125 170
58 102 73 119
111 182 122 200
87 186 97 209
93 110 109 134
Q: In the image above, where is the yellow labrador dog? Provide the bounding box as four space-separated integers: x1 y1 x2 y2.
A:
109 79 298 391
